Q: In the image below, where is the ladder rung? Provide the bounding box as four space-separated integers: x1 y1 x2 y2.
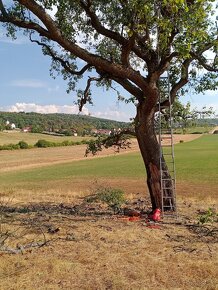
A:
162 187 174 189
162 170 175 179
161 136 172 139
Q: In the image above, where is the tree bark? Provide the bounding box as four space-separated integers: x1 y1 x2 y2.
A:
135 97 175 211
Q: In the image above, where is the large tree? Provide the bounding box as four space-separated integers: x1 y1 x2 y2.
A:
0 0 217 211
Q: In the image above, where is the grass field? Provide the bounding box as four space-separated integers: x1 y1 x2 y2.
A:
0 135 217 289
0 131 90 145
0 135 218 191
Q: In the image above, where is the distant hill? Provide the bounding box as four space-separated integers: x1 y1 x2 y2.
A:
0 111 129 135
195 118 218 126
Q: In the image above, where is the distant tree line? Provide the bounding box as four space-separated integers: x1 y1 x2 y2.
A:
0 138 90 151
0 112 128 135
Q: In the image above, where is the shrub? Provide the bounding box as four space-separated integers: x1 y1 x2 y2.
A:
61 140 72 146
35 139 51 148
18 140 29 149
0 144 20 150
198 208 218 224
87 186 126 213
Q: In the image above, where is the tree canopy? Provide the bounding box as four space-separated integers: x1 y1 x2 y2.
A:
0 0 217 110
0 0 218 211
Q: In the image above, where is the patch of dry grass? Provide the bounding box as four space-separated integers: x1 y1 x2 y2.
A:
0 184 217 290
0 131 90 146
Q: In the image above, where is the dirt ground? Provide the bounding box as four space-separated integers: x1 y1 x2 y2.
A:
0 190 217 290
0 134 201 173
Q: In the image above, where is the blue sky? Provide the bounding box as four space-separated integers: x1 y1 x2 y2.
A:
0 29 217 121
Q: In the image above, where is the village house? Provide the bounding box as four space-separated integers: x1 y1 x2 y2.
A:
90 129 112 136
21 126 32 133
5 120 16 130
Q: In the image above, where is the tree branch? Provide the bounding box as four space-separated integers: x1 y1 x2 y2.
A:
121 33 136 66
0 1 148 92
79 0 148 63
0 15 51 39
78 76 103 111
190 51 218 72
111 77 144 103
170 59 192 103
29 35 92 76
85 128 135 156
0 0 8 18
18 0 62 38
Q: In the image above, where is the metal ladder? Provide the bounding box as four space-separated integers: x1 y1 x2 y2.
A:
158 72 177 218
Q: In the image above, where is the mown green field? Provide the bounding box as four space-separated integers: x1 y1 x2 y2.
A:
0 131 90 145
0 135 218 190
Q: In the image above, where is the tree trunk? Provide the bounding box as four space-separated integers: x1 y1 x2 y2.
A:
135 99 174 211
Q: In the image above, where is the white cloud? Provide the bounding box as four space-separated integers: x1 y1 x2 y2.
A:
1 103 89 115
10 79 47 88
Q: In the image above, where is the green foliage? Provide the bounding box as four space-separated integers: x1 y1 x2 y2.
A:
35 139 53 148
0 143 20 150
0 0 216 103
0 140 29 150
197 208 218 224
87 186 126 213
18 140 29 149
0 136 90 151
34 139 89 148
0 112 128 135
85 139 103 156
85 133 131 156
159 98 215 132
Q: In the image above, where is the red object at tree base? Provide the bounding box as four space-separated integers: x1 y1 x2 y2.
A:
148 208 161 221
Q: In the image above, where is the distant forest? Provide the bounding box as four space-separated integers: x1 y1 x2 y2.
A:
0 112 129 135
